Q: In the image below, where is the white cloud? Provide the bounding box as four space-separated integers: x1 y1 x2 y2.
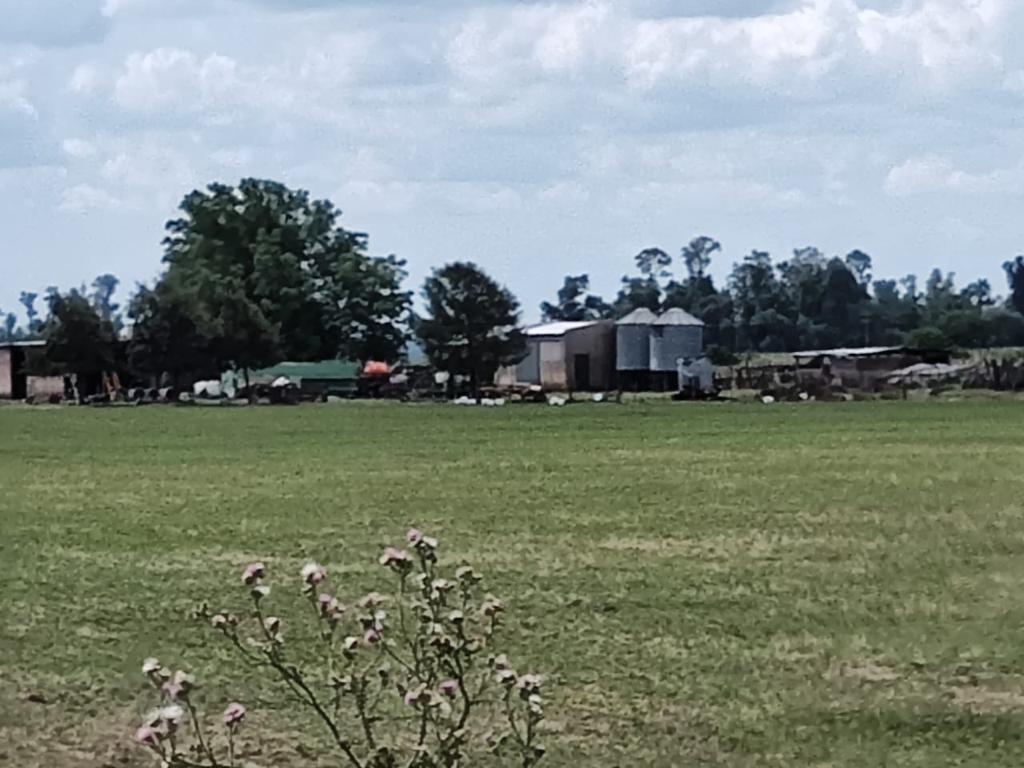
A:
69 64 101 95
884 154 1024 197
0 78 37 117
59 183 130 213
114 48 240 113
62 138 97 159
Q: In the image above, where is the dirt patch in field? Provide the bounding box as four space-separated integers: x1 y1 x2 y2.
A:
832 661 902 683
951 684 1024 714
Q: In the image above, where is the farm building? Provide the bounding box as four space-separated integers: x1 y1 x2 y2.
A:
248 360 361 398
794 346 951 390
616 308 706 390
0 341 65 401
501 320 616 391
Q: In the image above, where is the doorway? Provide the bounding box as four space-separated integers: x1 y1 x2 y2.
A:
573 354 591 391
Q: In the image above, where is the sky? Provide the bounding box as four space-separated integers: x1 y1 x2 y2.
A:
1 0 1022 324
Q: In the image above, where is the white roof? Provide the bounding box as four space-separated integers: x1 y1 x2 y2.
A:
793 346 905 360
524 320 599 337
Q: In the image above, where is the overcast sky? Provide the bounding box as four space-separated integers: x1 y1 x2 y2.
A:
1 0 1022 323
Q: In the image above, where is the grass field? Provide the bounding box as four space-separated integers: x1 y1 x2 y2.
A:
3 400 1024 767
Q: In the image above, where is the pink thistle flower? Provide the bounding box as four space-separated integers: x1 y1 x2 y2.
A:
403 690 418 707
134 725 160 748
406 528 424 545
439 680 459 699
317 593 335 615
378 547 411 571
301 562 326 586
223 702 246 727
162 681 183 700
363 628 381 645
357 592 386 609
242 562 265 586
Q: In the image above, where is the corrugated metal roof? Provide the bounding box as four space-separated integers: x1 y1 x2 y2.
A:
793 346 905 360
0 340 45 349
654 308 704 327
616 308 658 325
249 360 360 383
524 320 599 337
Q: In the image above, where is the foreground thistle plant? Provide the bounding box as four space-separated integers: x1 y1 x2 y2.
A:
133 529 547 767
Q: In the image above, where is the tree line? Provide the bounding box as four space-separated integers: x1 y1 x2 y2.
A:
2 178 1023 393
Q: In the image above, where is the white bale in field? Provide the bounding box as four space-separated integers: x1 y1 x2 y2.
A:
761 395 776 405
493 398 506 407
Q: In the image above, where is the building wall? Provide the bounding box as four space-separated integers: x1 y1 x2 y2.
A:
0 348 11 398
514 343 542 384
26 376 64 400
539 340 567 389
563 322 615 390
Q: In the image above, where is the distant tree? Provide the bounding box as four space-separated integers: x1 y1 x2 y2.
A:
127 278 218 388
906 326 948 349
91 274 121 327
664 237 720 308
541 274 612 321
1005 256 1024 315
613 276 662 317
614 247 673 317
2 312 15 340
681 236 720 281
960 279 994 308
19 291 39 334
42 289 117 396
416 262 525 398
844 250 873 288
634 247 673 281
729 251 791 351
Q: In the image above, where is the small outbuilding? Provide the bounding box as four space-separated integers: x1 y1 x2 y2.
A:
794 346 951 390
0 341 65 401
504 320 615 391
248 360 361 399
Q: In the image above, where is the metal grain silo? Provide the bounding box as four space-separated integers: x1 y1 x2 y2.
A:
650 309 705 372
616 308 657 371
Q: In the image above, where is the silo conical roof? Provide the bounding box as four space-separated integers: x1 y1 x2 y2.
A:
654 308 704 327
616 308 658 325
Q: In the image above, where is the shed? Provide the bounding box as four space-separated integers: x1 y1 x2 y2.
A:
248 360 361 398
506 320 615 391
0 341 63 400
794 346 951 390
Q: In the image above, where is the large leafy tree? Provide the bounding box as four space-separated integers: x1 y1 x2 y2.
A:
316 252 413 363
416 262 525 397
42 289 117 395
541 274 612 321
159 178 410 374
